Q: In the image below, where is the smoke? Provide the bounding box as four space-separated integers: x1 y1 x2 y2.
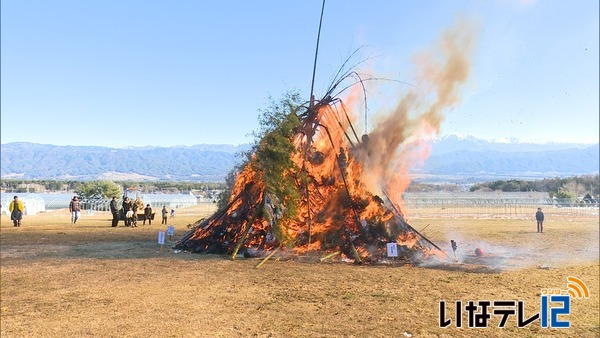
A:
423 226 600 271
357 20 477 198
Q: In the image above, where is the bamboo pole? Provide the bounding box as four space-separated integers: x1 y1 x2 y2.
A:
348 237 362 263
419 223 431 233
231 198 265 260
320 251 341 262
318 123 364 263
380 188 451 260
309 0 326 106
255 247 280 269
304 161 313 252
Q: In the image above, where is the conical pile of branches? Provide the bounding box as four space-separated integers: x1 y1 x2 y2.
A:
175 77 446 263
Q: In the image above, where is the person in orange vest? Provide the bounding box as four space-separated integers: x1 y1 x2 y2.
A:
9 195 24 227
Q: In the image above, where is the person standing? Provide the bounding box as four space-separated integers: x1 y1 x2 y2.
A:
122 197 133 227
161 206 168 225
131 200 139 227
143 204 153 225
9 195 24 227
69 196 81 224
535 207 544 233
110 196 119 227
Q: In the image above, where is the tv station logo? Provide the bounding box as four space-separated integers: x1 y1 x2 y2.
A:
439 276 590 329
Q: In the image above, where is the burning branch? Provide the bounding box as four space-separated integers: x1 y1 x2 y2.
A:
175 20 475 265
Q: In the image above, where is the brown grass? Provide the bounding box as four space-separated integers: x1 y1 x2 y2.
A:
1 204 598 337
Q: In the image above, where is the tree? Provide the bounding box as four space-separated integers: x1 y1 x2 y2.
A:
76 180 122 199
554 190 575 200
501 180 521 192
217 91 304 219
251 91 303 219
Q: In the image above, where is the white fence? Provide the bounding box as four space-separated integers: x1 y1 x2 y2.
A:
402 193 599 218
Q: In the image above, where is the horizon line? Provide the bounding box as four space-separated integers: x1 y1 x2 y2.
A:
1 137 599 149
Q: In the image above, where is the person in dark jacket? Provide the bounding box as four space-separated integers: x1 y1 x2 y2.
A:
122 197 133 227
69 196 81 224
131 200 139 227
110 196 119 227
143 204 153 225
535 207 544 233
161 206 168 224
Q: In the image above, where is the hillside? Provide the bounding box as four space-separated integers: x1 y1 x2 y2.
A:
0 143 248 181
1 138 598 182
417 136 599 183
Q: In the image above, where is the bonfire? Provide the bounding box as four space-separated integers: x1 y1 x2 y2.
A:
176 23 474 265
175 93 449 264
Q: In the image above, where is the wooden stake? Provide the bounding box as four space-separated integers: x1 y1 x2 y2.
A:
231 198 265 260
349 239 362 264
319 251 340 262
255 247 280 269
380 188 451 260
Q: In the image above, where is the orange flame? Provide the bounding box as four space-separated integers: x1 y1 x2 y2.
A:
178 21 476 263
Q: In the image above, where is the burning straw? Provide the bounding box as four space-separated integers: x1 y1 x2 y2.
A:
175 21 476 265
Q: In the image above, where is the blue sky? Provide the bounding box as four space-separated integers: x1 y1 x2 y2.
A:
1 0 598 148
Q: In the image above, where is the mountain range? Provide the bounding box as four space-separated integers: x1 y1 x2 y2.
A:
417 136 599 183
1 136 598 183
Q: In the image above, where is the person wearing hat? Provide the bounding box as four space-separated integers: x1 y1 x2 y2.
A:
9 195 24 227
535 207 544 233
69 196 81 224
143 204 153 225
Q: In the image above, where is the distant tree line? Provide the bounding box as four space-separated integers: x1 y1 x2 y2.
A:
3 175 598 201
0 179 226 196
406 183 464 193
469 175 599 199
119 181 225 193
0 179 81 192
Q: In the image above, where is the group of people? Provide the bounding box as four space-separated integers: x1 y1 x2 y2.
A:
106 196 173 228
8 195 80 226
8 194 546 234
108 196 160 227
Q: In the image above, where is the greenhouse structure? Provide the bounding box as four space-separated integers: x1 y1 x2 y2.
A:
0 193 46 215
1 192 199 213
135 193 198 210
78 192 200 211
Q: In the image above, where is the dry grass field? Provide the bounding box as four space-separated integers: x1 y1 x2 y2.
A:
1 203 598 337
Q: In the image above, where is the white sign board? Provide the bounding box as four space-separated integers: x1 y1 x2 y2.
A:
167 225 175 236
158 231 166 245
386 242 398 257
